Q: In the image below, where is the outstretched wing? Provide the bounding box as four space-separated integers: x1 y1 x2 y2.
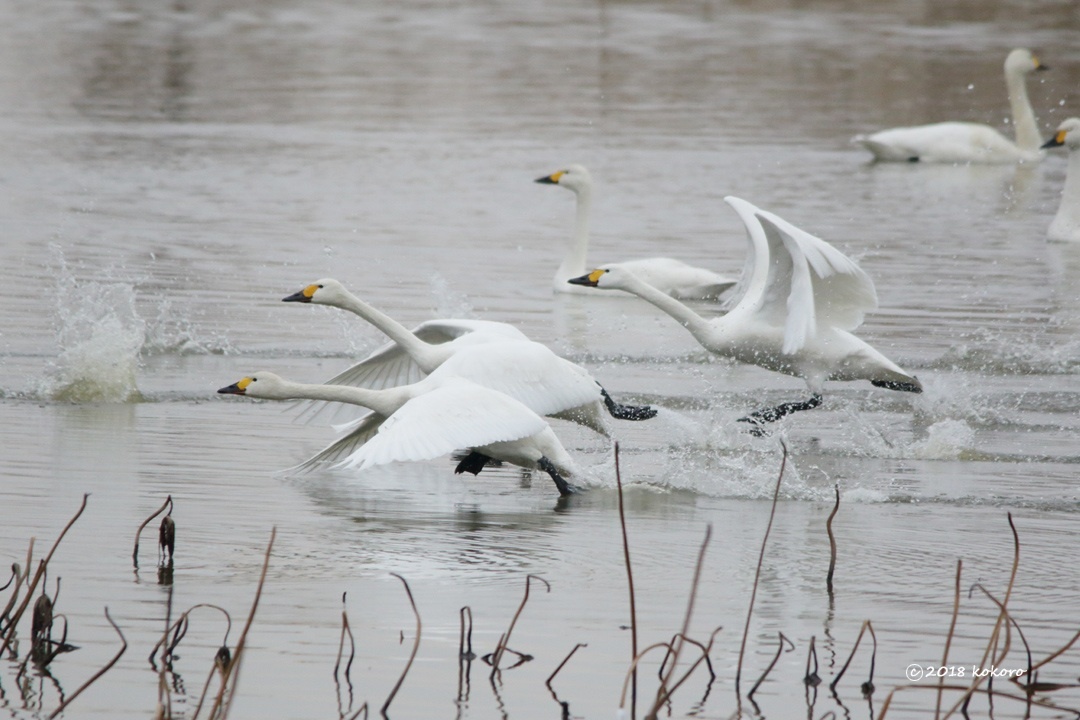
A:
337 381 548 471
286 411 388 474
754 209 878 354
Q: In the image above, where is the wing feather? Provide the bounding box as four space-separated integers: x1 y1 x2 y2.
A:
337 381 548 471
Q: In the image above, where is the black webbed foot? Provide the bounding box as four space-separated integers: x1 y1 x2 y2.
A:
537 457 578 496
600 387 658 421
455 451 493 476
737 394 823 434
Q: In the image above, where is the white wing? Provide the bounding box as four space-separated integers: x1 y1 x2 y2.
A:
287 411 388 474
753 209 878 354
721 196 773 313
337 381 549 471
433 341 602 417
293 319 529 424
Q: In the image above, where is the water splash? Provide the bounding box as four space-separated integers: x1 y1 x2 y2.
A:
39 251 145 403
429 273 477 319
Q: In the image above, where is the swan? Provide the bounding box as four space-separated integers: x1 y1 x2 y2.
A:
852 48 1049 164
1041 117 1080 242
536 164 737 299
218 371 580 495
282 279 657 432
568 196 922 431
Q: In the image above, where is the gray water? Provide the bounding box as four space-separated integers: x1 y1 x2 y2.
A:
1 1 1079 718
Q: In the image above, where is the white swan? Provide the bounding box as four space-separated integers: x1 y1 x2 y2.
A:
852 48 1048 164
218 371 580 495
283 279 657 432
1041 117 1080 242
536 164 737 299
569 196 922 430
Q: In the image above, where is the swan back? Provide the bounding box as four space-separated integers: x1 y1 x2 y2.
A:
431 340 602 418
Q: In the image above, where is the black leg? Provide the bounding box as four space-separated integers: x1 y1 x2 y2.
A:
537 457 577 496
455 451 493 476
600 386 658 421
871 379 922 393
737 394 823 436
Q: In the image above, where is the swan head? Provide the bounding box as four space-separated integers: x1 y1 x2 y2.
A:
534 164 593 194
1005 48 1047 75
217 371 292 400
566 265 635 290
282 278 349 306
1042 117 1080 151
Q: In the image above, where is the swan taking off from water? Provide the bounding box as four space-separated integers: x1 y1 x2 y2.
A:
852 48 1048 164
282 279 656 433
569 196 921 431
218 371 580 495
536 164 737 299
1041 117 1080 243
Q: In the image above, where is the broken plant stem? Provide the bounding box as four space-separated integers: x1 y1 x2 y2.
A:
134 495 173 568
490 574 549 677
48 606 126 719
735 442 787 697
381 573 421 717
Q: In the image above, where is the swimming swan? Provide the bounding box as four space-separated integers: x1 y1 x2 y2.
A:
569 196 922 430
218 372 580 495
536 164 737 298
852 48 1048 164
1041 117 1080 242
283 278 657 432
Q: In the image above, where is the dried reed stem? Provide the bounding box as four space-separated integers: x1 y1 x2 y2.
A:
490 574 549 677
620 642 675 710
1 494 87 659
547 643 587 688
381 573 421 717
613 441 639 719
735 442 787 696
829 619 876 693
826 483 839 596
208 526 275 720
941 513 1021 719
134 495 173 568
935 559 963 720
48 607 126 719
647 523 712 718
748 632 794 698
660 627 722 702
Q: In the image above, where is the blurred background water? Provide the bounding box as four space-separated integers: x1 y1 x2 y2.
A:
1 0 1079 718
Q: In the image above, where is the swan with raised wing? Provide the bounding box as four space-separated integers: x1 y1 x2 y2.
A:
536 164 737 298
852 48 1048 164
569 196 921 431
218 371 580 495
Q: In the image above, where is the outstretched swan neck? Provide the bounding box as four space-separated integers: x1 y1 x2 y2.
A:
1006 62 1040 153
555 182 593 286
221 372 415 417
325 289 450 372
613 271 713 341
277 378 410 417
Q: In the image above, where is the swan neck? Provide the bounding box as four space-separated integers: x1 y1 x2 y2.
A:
278 380 406 417
555 186 592 285
333 292 445 372
618 273 710 338
1059 149 1080 216
1005 66 1039 151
